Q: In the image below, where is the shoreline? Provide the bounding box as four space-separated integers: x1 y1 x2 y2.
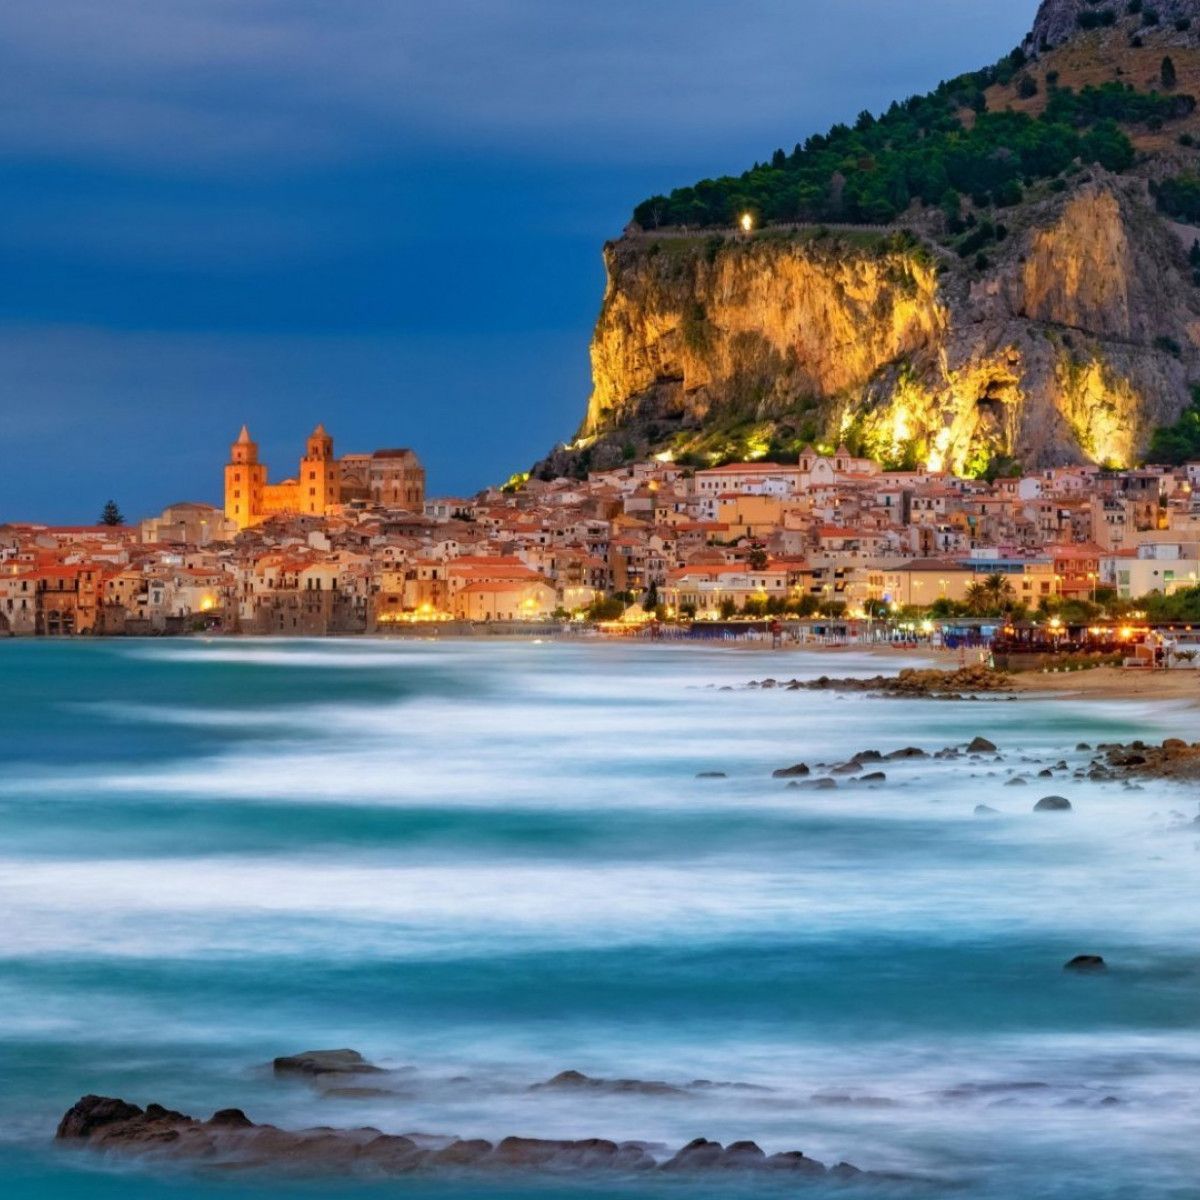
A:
1007 664 1200 707
10 632 1200 708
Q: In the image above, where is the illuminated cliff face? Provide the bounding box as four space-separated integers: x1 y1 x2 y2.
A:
585 235 946 436
1021 189 1134 339
547 175 1200 478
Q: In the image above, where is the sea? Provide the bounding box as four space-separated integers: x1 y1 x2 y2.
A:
2 637 1199 1200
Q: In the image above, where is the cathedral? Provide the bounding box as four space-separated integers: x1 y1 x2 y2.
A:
224 424 425 530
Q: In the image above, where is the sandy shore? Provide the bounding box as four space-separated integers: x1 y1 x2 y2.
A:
1009 665 1200 706
791 643 1200 708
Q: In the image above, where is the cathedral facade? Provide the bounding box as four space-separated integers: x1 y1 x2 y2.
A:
224 425 425 530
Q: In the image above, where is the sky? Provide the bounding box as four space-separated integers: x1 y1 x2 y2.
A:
0 0 1039 523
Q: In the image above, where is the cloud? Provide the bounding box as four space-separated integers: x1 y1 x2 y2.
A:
0 1 1039 171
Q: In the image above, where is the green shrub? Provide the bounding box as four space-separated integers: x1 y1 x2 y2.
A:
1148 387 1200 463
1155 173 1200 222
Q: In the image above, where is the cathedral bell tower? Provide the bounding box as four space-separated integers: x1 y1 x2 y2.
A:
224 425 267 530
299 423 339 515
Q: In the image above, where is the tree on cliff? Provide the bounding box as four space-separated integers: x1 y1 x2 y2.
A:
99 500 124 526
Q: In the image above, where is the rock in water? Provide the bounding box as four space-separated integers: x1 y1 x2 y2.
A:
54 1095 859 1178
966 736 998 753
974 804 1000 816
531 1069 686 1097
273 1049 382 1077
56 1095 143 1139
1064 955 1107 972
772 763 809 778
792 777 837 791
1034 795 1073 812
886 746 929 760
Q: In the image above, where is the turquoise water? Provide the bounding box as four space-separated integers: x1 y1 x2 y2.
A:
2 638 1199 1199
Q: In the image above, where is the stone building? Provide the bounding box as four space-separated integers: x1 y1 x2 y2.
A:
224 425 425 530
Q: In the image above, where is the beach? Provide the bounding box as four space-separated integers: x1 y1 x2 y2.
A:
1008 664 1200 706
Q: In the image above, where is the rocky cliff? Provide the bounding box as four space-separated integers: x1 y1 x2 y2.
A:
536 1 1200 479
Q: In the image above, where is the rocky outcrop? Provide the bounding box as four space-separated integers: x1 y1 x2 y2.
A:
1096 735 1200 779
755 665 1013 697
532 0 1200 481
1026 0 1200 55
582 232 945 444
537 172 1200 479
54 1095 856 1179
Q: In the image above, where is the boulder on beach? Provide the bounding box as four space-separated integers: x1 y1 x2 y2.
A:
1034 796 1073 812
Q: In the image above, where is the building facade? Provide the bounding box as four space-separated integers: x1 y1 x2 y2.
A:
224 425 425 530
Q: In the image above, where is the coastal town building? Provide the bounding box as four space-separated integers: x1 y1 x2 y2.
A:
224 425 425 530
7 444 1200 636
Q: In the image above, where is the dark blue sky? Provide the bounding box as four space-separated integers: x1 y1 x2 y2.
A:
0 1 1037 522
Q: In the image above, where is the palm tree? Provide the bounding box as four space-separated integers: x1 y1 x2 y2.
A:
983 573 1015 613
965 581 990 616
965 575 1015 616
